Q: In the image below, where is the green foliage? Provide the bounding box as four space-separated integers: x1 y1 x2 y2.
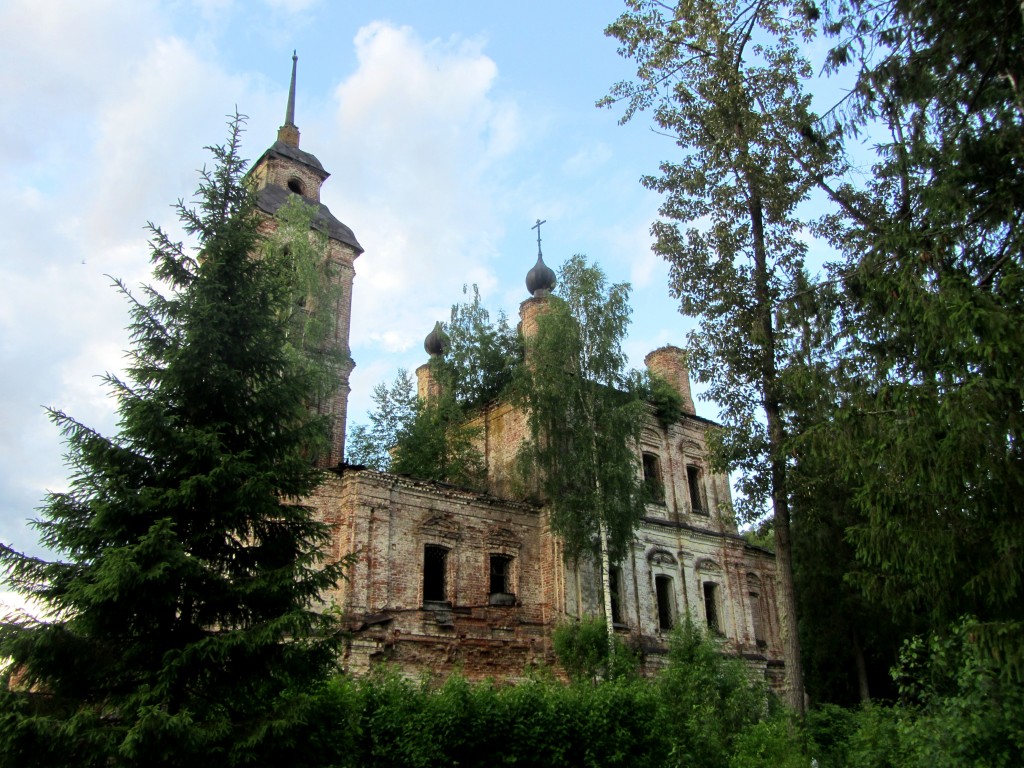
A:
604 0 828 523
432 284 520 409
390 393 485 489
551 617 640 683
201 624 803 767
729 718 809 768
802 619 1024 768
346 369 417 469
605 0 828 713
646 373 684 428
268 194 346 403
796 0 1024 674
657 620 795 767
344 367 485 488
320 668 670 768
344 284 514 487
0 116 345 766
740 520 775 553
515 255 648 562
801 704 857 768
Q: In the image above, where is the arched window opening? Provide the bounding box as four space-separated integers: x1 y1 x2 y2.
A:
747 573 766 647
608 565 623 625
488 554 515 605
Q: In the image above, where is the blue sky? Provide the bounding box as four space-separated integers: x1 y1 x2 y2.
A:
0 0 715 588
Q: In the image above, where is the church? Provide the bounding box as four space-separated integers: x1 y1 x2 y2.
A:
253 56 784 683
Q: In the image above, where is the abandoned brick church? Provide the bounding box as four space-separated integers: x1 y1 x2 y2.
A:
253 57 784 683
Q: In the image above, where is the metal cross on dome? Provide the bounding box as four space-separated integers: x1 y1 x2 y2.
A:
532 218 547 257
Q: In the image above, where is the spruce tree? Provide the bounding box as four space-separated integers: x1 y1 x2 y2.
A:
806 0 1024 674
0 116 345 767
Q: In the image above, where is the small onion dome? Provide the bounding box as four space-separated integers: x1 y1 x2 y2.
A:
424 320 448 357
526 252 556 297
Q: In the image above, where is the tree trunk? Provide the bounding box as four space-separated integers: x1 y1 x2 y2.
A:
599 517 615 665
770 466 805 715
747 170 806 716
852 628 871 703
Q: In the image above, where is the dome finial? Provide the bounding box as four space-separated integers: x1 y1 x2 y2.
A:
525 218 556 297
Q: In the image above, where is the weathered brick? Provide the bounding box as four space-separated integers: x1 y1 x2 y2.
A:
251 89 785 685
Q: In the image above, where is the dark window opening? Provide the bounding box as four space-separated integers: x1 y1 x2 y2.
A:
687 465 706 514
703 581 721 634
608 566 623 625
423 545 448 603
287 177 305 195
656 574 674 631
749 592 766 647
642 453 665 503
489 554 512 595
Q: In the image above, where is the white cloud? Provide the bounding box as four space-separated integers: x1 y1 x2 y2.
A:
0 3 268 559
321 22 523 358
0 0 162 165
84 37 253 256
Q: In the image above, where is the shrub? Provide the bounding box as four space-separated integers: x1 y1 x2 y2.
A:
552 617 639 682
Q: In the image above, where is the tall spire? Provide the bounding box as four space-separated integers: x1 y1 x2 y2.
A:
277 51 301 147
285 50 297 126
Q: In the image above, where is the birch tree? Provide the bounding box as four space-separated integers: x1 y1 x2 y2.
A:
515 255 648 653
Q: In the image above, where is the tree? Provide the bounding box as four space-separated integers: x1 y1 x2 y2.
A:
771 283 904 706
346 370 418 470
389 394 486 489
431 284 519 409
801 0 1024 671
345 284 517 488
515 255 648 650
603 0 834 712
0 117 346 766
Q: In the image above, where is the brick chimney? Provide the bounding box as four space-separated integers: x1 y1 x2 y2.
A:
644 345 695 416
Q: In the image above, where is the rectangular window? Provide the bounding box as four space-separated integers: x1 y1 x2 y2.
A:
749 592 766 646
608 566 623 625
655 574 674 631
687 465 706 514
703 581 720 634
423 545 448 603
489 554 512 595
642 453 664 503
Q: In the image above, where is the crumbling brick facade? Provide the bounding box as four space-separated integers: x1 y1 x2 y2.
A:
314 340 784 682
254 64 784 683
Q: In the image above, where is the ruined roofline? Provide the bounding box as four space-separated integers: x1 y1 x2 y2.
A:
330 462 543 513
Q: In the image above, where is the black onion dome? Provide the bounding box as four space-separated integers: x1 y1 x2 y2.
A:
526 253 556 296
424 321 448 357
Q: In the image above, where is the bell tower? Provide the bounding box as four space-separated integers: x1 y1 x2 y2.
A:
250 52 363 467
